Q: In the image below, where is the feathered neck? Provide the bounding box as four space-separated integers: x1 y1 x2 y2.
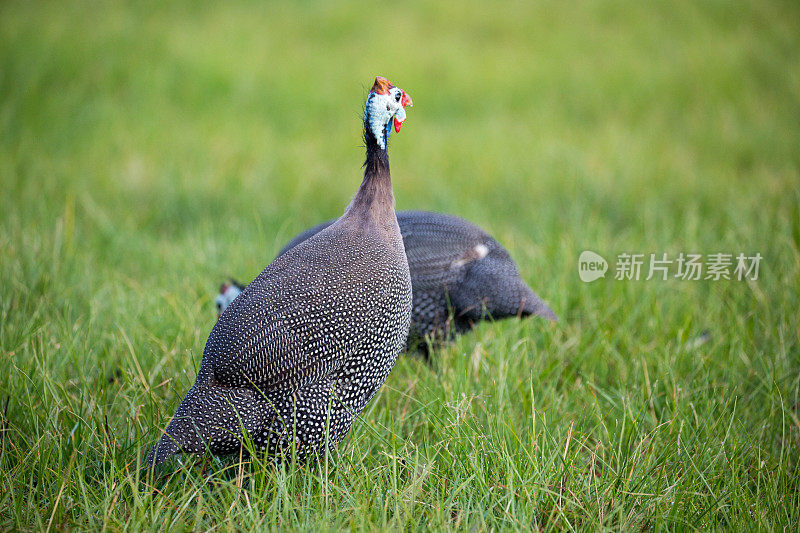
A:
344 109 394 219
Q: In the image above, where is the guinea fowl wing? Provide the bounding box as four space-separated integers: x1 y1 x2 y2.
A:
399 212 487 291
207 226 386 393
277 220 336 257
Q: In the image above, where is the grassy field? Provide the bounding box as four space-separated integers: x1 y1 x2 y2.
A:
1 0 799 529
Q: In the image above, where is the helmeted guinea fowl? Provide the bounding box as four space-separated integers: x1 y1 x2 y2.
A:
217 212 557 355
146 76 414 466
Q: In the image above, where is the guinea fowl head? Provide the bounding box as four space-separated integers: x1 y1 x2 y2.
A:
364 76 413 150
216 281 243 317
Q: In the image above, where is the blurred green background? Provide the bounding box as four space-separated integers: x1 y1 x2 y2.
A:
1 0 798 529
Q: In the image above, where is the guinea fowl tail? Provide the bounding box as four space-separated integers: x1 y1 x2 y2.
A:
520 284 558 322
144 383 262 467
146 430 181 466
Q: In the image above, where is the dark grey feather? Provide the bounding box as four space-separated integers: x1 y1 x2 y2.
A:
277 211 557 352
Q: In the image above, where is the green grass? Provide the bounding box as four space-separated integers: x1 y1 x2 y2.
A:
1 0 799 529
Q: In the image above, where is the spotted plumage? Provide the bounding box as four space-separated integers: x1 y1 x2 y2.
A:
276 211 557 353
146 76 413 466
217 212 556 355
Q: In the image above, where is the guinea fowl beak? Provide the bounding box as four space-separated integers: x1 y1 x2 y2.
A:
394 91 413 133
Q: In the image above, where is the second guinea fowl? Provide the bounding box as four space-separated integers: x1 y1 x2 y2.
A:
217 212 557 355
147 76 414 465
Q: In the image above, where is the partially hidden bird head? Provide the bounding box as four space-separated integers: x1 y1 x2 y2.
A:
364 76 413 150
216 281 243 317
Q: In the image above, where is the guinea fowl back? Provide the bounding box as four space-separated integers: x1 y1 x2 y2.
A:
146 76 414 466
399 212 556 330
208 228 405 391
272 210 557 352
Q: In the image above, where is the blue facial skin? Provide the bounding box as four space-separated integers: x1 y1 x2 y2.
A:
363 93 394 148
386 117 394 141
384 120 393 143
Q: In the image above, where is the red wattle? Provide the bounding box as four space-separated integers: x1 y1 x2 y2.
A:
394 117 403 133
